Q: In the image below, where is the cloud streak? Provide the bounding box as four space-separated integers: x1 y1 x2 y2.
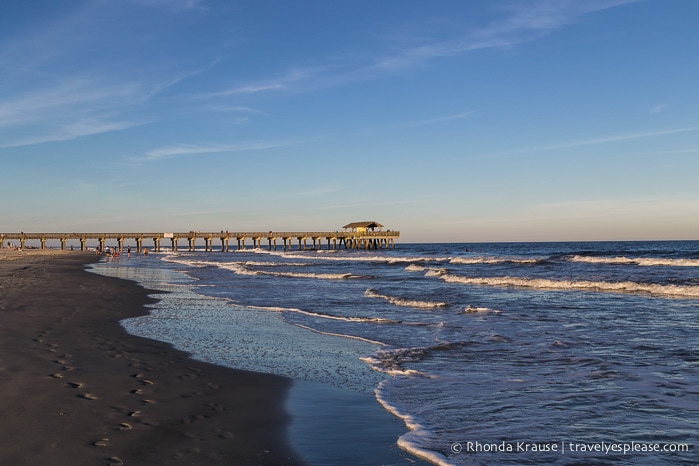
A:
139 140 296 161
199 0 640 100
0 119 142 149
482 126 699 158
368 0 641 72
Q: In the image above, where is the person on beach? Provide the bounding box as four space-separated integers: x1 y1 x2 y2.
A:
127 246 131 258
143 247 148 256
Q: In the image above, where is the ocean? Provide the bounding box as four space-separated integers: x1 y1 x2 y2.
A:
90 241 698 465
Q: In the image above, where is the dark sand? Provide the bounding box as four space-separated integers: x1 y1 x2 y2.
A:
0 251 303 465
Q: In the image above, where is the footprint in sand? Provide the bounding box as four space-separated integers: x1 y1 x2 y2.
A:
51 373 64 379
118 422 132 431
68 382 84 388
107 457 124 465
216 429 235 439
92 438 109 447
80 393 98 400
206 402 225 412
128 410 141 417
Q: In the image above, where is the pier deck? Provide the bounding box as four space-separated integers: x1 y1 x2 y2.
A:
0 230 399 252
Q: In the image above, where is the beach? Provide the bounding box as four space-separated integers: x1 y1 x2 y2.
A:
0 250 302 465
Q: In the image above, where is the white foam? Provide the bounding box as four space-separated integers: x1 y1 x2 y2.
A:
570 255 699 267
244 260 312 267
463 305 501 314
259 249 450 264
263 270 357 280
374 380 457 466
365 289 446 309
449 256 540 264
359 355 434 377
440 274 699 298
161 256 359 279
292 323 386 346
247 305 397 324
405 264 426 272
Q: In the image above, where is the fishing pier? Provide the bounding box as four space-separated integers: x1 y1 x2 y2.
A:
0 222 399 253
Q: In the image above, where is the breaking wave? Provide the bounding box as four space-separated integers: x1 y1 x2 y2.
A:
449 256 542 265
247 305 397 324
365 289 447 308
569 255 699 267
440 274 699 298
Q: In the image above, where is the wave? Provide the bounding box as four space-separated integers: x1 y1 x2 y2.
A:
440 274 699 298
374 380 456 466
291 323 386 346
424 268 447 277
449 256 542 265
569 255 699 267
262 270 362 280
405 264 426 272
161 256 363 280
244 260 313 267
360 347 434 377
365 289 446 309
463 305 502 314
257 249 451 264
247 305 397 324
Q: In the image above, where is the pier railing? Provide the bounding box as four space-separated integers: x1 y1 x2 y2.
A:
0 230 399 252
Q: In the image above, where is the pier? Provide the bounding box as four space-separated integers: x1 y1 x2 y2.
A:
0 222 399 253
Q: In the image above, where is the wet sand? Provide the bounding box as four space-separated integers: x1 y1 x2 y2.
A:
0 250 303 465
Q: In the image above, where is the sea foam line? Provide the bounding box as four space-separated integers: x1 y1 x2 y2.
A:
254 249 450 264
449 256 541 264
161 256 361 280
291 323 387 346
247 305 397 324
440 274 699 298
365 289 447 309
374 380 457 466
569 255 699 267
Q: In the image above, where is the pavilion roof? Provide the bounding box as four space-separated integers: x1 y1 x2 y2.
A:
342 221 383 229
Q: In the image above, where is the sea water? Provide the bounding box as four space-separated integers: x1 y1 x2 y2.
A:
90 241 699 465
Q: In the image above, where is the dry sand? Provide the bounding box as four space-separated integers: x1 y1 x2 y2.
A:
0 250 303 465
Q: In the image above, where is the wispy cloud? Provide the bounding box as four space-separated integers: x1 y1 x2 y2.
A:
138 140 295 161
196 65 330 100
0 119 142 149
201 105 265 114
649 104 665 114
370 0 640 72
482 126 699 158
208 1 640 98
126 0 208 12
216 83 286 96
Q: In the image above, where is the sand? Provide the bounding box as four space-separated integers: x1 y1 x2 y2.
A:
0 250 303 465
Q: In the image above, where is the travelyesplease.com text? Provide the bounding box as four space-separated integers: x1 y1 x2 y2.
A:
450 440 692 455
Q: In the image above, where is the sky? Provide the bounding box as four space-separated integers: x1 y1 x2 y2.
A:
1 0 698 243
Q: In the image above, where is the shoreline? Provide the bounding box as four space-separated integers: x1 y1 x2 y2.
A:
90 252 429 466
0 250 302 465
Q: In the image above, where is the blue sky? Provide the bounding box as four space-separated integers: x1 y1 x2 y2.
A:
1 0 698 242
